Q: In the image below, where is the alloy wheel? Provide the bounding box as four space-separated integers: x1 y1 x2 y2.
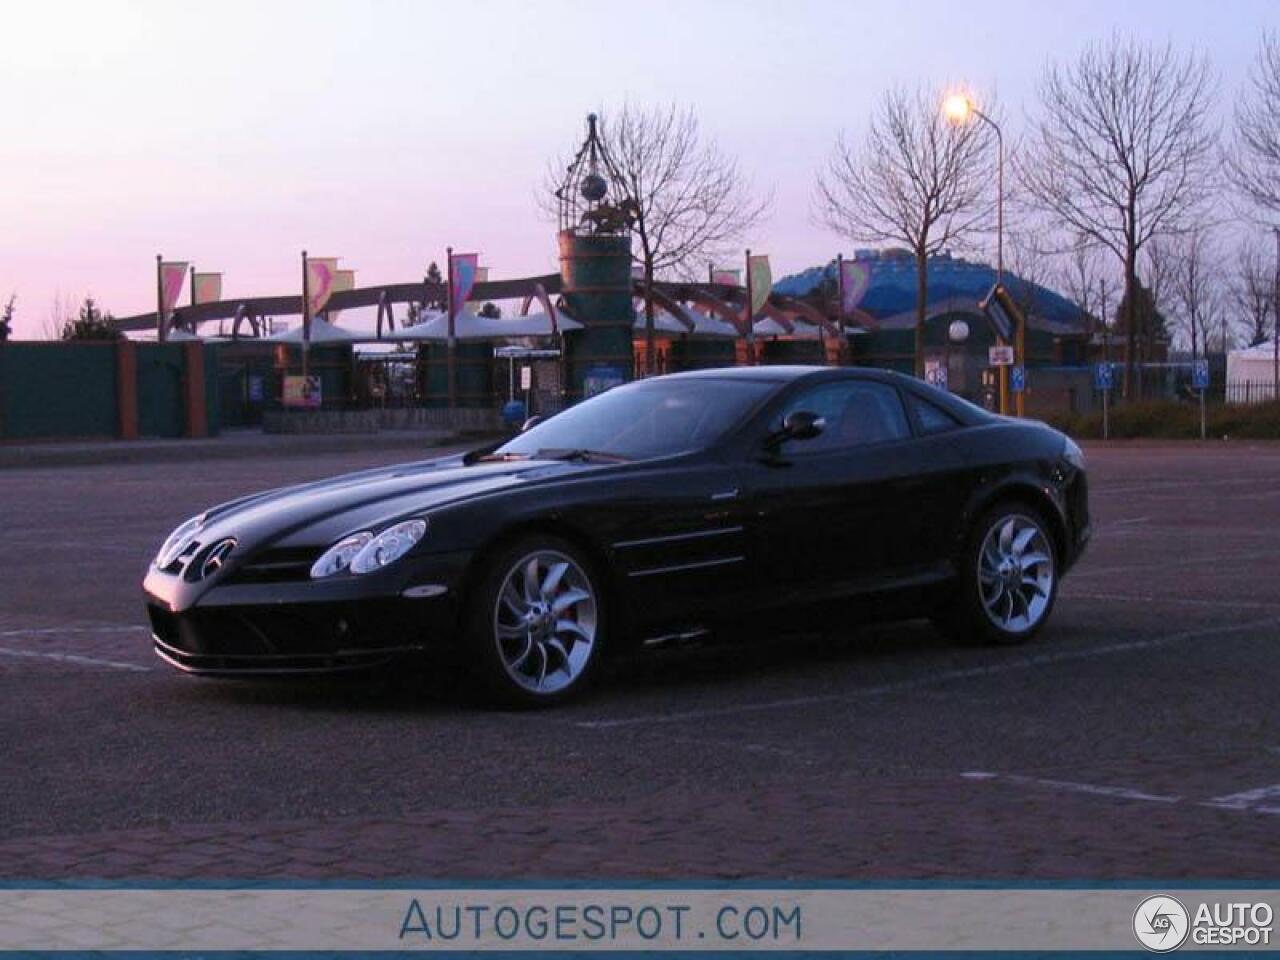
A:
492 550 598 695
977 514 1055 634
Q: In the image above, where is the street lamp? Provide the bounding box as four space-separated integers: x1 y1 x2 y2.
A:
944 92 1019 415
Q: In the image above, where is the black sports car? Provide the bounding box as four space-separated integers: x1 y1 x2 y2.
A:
144 366 1090 705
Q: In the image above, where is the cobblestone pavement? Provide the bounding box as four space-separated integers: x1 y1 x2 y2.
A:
1 441 1278 880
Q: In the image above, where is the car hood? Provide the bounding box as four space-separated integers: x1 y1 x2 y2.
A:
191 453 592 555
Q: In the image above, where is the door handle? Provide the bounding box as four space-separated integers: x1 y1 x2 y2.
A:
710 488 740 501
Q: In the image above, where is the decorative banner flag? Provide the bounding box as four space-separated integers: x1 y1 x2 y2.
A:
464 267 490 315
305 257 340 317
192 272 222 306
712 268 741 287
159 261 188 316
748 254 772 317
841 260 872 313
449 253 479 319
328 269 356 322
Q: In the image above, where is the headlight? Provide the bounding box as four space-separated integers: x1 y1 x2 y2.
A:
1063 437 1086 471
154 514 205 569
309 531 374 579
349 519 427 574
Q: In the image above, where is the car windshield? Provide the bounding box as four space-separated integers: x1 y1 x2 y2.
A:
495 377 775 461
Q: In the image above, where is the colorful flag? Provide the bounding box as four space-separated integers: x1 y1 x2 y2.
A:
748 254 771 317
840 260 872 313
328 269 356 322
712 268 741 287
159 261 188 316
192 272 222 306
449 253 479 319
305 257 339 317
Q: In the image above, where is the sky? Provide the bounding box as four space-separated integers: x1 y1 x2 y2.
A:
0 0 1274 338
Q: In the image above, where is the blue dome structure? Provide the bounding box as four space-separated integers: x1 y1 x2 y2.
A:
772 250 1086 334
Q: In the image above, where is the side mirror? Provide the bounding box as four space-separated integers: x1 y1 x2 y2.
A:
763 410 825 452
520 415 544 433
782 410 824 441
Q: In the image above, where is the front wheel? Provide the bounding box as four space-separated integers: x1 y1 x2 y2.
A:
466 536 605 707
937 504 1058 646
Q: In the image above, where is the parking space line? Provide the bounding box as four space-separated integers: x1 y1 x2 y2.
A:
1072 550 1280 578
959 770 1180 804
0 626 146 638
0 646 150 673
1062 591 1280 610
574 616 1280 730
1201 784 1280 815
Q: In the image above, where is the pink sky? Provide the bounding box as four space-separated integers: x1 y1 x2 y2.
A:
0 0 1271 338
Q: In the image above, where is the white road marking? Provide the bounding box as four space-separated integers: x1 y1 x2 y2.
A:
0 646 150 673
960 770 1180 804
1062 591 1280 611
1201 784 1280 815
1072 550 1280 579
575 617 1280 730
0 626 146 638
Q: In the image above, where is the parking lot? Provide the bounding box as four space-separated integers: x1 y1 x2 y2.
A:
1 439 1278 880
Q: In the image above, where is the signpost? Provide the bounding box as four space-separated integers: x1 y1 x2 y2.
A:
1094 362 1113 440
1193 359 1209 441
988 345 1014 367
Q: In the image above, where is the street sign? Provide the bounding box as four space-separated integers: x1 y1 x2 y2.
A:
988 345 1015 366
1094 362 1114 391
1192 359 1210 390
924 359 948 390
520 365 533 391
1010 365 1025 393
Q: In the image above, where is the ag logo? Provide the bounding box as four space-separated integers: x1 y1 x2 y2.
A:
1133 895 1190 952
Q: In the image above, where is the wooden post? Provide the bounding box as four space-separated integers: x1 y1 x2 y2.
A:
156 254 166 343
744 248 755 366
446 246 457 409
300 250 310 381
836 253 846 367
116 339 139 440
183 340 208 438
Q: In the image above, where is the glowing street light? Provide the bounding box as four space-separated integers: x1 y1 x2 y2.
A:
944 91 1019 414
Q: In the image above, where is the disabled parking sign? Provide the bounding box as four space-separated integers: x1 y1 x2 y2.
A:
1094 362 1114 391
1010 365 1025 393
1192 359 1210 390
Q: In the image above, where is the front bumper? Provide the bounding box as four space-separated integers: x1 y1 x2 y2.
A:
143 550 471 676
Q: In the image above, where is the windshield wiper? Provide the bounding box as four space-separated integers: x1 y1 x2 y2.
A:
533 448 630 463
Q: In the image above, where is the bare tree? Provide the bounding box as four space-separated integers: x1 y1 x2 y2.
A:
1228 31 1280 217
1141 234 1178 365
559 104 770 373
1232 236 1274 348
1018 36 1217 397
1171 227 1219 360
815 85 996 376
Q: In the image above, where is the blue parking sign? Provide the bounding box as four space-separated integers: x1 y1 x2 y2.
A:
1094 362 1113 391
1010 365 1025 393
1192 359 1209 390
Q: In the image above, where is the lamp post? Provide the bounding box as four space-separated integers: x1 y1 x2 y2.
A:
943 93 1016 414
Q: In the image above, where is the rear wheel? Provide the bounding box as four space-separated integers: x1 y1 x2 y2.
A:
466 536 605 706
937 503 1058 646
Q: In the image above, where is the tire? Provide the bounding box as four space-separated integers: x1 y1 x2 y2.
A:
935 502 1059 646
465 535 606 707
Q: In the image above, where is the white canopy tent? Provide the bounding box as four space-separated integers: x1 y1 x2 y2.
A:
391 310 581 341
266 316 367 344
1226 341 1278 402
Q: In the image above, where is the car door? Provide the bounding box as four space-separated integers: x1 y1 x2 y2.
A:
742 378 943 609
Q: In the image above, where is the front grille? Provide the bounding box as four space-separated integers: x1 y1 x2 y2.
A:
226 547 317 584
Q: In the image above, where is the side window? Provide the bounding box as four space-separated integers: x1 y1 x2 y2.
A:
776 381 911 453
909 395 963 435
